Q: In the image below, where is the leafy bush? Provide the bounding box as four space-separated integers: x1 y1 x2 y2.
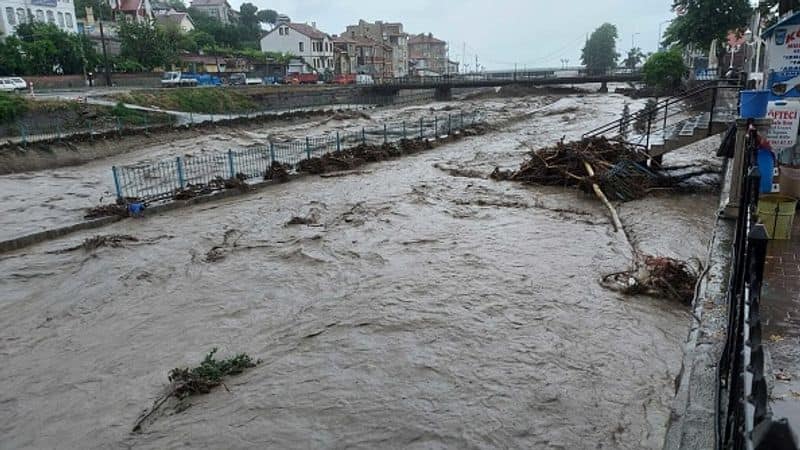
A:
119 88 256 114
643 50 687 92
0 93 27 124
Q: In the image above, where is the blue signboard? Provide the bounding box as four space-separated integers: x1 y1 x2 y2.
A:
30 0 58 7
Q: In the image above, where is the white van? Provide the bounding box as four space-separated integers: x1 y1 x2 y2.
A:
9 77 27 90
356 74 374 85
0 79 16 92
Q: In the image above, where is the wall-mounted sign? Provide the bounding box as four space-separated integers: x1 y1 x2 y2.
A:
766 101 800 149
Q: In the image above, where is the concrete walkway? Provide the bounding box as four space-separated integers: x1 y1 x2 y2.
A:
762 217 800 431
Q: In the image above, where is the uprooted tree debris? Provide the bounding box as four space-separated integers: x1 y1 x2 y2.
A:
491 137 707 304
132 348 259 433
491 137 718 231
51 234 139 253
602 255 701 305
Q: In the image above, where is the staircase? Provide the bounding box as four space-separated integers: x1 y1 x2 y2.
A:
584 80 742 159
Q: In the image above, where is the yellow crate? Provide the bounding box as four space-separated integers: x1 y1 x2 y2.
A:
758 194 798 240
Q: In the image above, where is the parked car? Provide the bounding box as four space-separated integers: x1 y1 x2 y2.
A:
161 71 198 88
8 77 26 90
229 73 263 86
334 74 356 85
0 78 17 92
285 73 319 85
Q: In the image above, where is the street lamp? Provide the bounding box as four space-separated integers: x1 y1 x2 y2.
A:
658 20 672 51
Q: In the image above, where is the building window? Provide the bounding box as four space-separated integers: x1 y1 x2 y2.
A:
65 12 72 27
279 27 283 35
46 10 55 24
16 8 25 23
6 7 15 25
299 42 304 52
57 11 64 27
35 10 44 22
284 27 289 35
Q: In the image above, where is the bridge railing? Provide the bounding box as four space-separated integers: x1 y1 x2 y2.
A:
374 69 643 87
716 124 800 450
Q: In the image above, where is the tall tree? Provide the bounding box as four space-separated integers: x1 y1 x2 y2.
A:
11 23 89 75
239 2 259 33
118 19 176 70
582 23 619 75
622 47 645 69
73 0 112 20
256 9 279 28
663 0 752 50
642 49 687 91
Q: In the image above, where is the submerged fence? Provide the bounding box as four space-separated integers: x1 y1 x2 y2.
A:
716 124 799 450
112 110 483 203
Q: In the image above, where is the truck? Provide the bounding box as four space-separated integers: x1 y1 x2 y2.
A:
333 74 356 85
285 72 319 85
229 73 263 86
161 72 222 88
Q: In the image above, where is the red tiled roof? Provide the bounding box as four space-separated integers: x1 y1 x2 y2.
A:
117 0 142 12
287 23 328 40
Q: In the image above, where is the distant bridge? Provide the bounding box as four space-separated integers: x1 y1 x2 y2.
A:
366 69 644 99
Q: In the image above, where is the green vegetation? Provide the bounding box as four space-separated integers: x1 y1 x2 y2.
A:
622 47 646 70
582 23 620 75
133 348 259 432
663 0 751 50
116 88 257 114
643 49 688 91
118 19 177 71
0 23 99 76
0 93 27 124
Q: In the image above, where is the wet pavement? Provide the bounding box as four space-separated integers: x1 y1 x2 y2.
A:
0 92 721 449
762 218 800 432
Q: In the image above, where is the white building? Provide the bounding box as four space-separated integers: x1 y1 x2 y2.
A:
0 0 79 37
260 21 334 74
189 0 233 25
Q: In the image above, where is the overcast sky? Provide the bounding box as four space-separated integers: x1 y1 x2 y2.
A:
229 0 676 70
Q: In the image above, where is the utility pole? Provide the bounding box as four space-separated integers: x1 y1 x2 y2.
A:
99 20 112 87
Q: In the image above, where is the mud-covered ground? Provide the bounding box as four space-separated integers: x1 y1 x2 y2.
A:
0 90 722 449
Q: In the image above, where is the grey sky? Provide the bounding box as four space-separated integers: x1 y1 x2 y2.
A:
229 0 675 70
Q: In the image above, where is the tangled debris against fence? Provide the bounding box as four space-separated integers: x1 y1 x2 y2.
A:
602 255 701 304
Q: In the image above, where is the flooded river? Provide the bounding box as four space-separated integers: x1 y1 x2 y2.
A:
0 91 720 449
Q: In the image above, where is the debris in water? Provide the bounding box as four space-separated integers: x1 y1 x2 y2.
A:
84 204 128 220
132 348 259 433
53 234 139 253
602 255 700 304
265 161 290 182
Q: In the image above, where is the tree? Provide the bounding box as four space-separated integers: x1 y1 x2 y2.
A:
239 2 259 34
118 19 176 70
663 0 752 51
582 23 619 75
74 0 112 20
13 23 89 75
256 9 279 28
622 47 645 70
642 49 688 91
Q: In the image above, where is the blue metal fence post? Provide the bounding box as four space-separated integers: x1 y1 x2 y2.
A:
116 117 122 136
434 116 438 137
362 127 366 145
306 137 312 159
176 156 186 189
420 117 424 139
228 149 236 177
112 166 123 201
384 123 388 144
269 141 276 164
460 111 464 129
448 114 452 135
18 123 27 145
336 131 341 151
403 121 407 140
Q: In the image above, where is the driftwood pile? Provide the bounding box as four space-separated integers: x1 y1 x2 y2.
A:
602 255 700 305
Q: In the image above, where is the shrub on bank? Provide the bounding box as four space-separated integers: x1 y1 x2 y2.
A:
0 93 28 124
117 88 256 114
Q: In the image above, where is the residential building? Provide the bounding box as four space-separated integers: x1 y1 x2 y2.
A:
1 0 79 37
343 20 408 77
189 0 233 24
333 34 392 79
408 33 448 75
154 10 194 32
260 21 334 74
108 0 153 23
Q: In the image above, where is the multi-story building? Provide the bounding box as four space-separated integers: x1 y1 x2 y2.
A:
408 33 448 76
189 0 233 24
260 21 333 74
344 19 407 77
0 0 79 37
333 34 392 79
154 10 194 32
109 0 152 23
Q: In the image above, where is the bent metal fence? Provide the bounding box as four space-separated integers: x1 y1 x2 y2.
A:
112 110 483 203
717 124 799 450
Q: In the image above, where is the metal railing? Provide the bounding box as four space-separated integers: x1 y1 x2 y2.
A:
583 80 742 151
112 110 483 203
374 69 644 88
716 124 799 450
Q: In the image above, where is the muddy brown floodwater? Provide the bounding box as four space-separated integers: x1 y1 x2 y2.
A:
0 91 720 449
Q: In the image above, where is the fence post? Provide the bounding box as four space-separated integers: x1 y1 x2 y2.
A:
176 156 186 189
227 149 236 178
89 119 94 140
143 114 149 132
434 116 438 137
708 86 718 137
306 137 312 159
112 166 123 201
403 121 407 140
362 127 366 145
17 122 27 145
384 123 388 144
116 117 122 136
420 117 424 139
448 114 452 135
336 131 341 151
460 111 464 129
56 122 63 142
269 141 276 165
